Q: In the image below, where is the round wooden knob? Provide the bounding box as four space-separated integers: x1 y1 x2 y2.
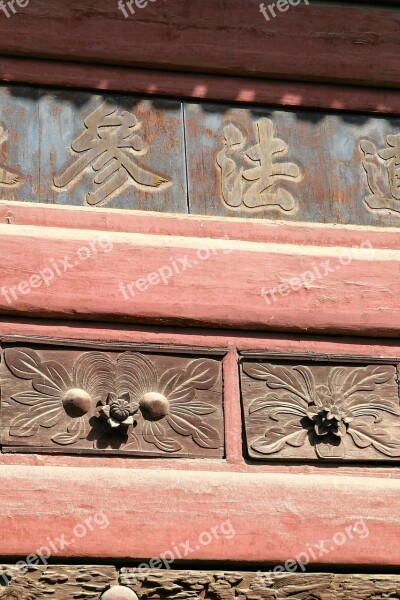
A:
101 586 139 600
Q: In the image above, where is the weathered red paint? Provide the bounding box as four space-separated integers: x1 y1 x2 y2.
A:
0 2 398 88
1 202 399 250
0 217 398 336
1 58 400 115
0 464 398 564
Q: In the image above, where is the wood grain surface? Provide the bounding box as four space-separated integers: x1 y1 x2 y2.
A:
0 1 398 88
0 222 398 336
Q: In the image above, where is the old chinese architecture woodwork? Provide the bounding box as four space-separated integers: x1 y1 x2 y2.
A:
0 1 399 598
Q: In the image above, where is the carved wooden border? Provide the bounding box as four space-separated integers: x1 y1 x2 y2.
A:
2 567 400 599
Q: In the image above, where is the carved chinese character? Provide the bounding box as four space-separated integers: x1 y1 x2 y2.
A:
216 117 302 212
360 133 400 214
0 123 23 187
53 102 170 206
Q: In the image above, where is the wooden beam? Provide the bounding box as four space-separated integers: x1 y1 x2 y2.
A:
0 1 398 88
0 219 399 336
1 58 400 115
0 465 398 564
1 202 400 250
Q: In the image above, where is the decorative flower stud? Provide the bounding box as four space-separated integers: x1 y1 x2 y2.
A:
99 392 137 429
306 385 353 438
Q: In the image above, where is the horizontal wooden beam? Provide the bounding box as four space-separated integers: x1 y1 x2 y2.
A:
0 1 398 88
0 465 398 564
1 57 400 115
1 202 400 250
0 218 399 336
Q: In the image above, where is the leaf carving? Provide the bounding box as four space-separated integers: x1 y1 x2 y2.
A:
167 412 220 449
252 422 307 455
143 420 182 453
243 363 312 406
4 348 43 380
52 418 88 446
347 425 400 457
341 366 393 399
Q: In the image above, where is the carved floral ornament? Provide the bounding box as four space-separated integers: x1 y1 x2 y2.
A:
3 348 221 453
242 362 400 460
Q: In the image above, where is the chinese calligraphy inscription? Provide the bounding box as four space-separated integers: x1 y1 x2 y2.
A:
216 117 302 212
0 123 23 187
53 102 170 207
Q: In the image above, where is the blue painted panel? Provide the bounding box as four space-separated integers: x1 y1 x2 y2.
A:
185 103 400 227
0 85 187 213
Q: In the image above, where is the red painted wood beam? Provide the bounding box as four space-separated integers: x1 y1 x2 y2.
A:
1 58 400 115
1 202 400 250
0 218 399 337
0 465 398 565
0 1 398 88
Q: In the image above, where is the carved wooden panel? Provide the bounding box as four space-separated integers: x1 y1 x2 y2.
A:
184 103 400 226
1 568 400 600
0 85 186 211
0 346 224 457
120 569 400 600
241 360 400 461
0 564 116 599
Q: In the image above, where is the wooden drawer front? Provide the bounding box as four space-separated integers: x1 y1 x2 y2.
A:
1 345 224 457
241 358 400 462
